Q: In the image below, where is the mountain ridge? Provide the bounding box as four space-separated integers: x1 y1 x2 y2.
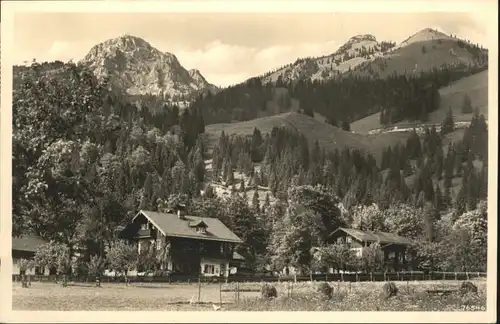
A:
260 33 390 84
258 28 486 84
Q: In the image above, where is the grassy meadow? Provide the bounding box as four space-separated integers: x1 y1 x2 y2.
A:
12 279 486 311
350 69 488 134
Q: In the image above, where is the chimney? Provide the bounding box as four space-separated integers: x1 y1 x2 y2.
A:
177 203 186 219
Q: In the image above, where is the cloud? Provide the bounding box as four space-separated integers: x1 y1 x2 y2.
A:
15 40 87 64
47 41 71 59
175 40 338 87
13 12 490 87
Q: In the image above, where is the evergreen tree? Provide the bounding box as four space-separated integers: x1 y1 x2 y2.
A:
444 143 455 188
204 185 217 199
433 145 444 179
139 173 153 210
260 167 267 186
461 94 473 114
269 173 279 196
406 130 422 159
466 172 479 211
433 183 444 211
423 203 437 242
341 120 351 132
455 158 463 177
455 186 467 217
443 185 452 209
240 176 246 192
415 191 426 208
251 127 263 162
251 190 261 214
440 107 454 135
477 165 488 200
226 168 235 186
262 192 271 214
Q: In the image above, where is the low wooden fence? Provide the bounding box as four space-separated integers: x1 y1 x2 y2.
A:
12 271 487 284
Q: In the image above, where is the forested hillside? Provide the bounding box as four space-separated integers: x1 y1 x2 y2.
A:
13 61 488 274
350 69 489 134
190 64 487 127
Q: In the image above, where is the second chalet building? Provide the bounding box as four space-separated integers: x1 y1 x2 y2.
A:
120 205 244 277
330 227 413 272
280 228 413 276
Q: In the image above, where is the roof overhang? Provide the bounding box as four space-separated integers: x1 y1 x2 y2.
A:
132 210 167 236
381 241 413 248
328 227 367 242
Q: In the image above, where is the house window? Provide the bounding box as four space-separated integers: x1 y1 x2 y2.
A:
346 236 352 244
220 243 224 254
203 264 215 274
196 227 206 234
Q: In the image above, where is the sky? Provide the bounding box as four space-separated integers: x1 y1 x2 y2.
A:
13 12 491 87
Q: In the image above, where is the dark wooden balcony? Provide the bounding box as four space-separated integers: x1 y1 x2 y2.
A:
135 229 154 238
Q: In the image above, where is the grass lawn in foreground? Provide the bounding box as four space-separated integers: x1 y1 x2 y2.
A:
13 282 256 311
225 280 487 311
12 280 486 311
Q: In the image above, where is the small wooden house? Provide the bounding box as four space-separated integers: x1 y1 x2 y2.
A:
12 235 50 275
329 227 413 271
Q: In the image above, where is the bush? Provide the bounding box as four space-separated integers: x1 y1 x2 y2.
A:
460 281 478 295
316 282 333 300
381 282 398 299
154 269 171 277
261 283 278 299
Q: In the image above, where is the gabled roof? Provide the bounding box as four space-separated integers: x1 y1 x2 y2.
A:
12 235 48 253
331 227 412 246
189 220 208 228
133 210 243 244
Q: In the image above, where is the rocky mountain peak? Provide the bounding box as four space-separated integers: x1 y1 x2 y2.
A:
336 34 380 54
79 35 216 100
109 34 152 50
348 34 377 42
